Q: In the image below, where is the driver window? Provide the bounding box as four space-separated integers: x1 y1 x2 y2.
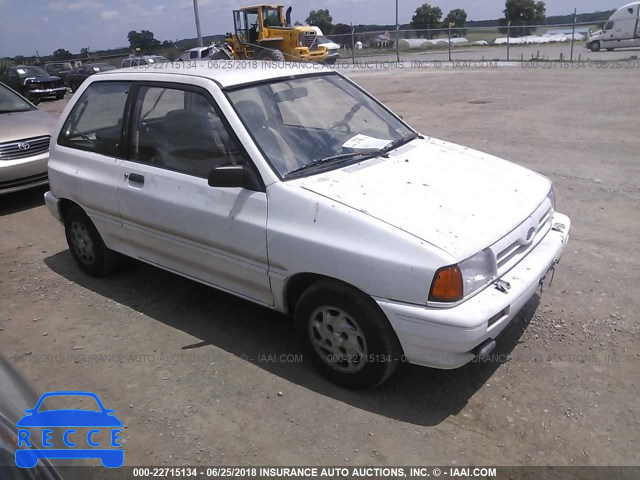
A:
129 85 244 178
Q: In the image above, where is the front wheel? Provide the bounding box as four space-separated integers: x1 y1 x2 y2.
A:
295 280 402 389
589 41 601 52
256 48 285 61
64 206 119 277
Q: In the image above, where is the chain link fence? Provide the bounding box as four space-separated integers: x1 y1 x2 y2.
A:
323 21 606 63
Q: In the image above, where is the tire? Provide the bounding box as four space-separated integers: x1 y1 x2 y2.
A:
27 93 40 105
256 48 286 61
56 92 64 100
589 41 601 52
295 280 402 389
64 206 119 277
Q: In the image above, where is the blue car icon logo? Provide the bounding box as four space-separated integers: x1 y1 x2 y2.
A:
15 391 123 468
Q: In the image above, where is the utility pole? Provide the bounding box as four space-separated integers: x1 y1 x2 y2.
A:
193 0 203 47
507 20 511 61
570 8 577 62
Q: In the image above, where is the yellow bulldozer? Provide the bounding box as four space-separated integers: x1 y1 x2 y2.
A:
224 4 329 63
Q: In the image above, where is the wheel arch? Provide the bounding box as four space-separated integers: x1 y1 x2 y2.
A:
58 198 83 221
283 272 378 316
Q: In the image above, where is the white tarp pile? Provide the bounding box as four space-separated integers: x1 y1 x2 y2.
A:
493 33 585 45
399 37 469 49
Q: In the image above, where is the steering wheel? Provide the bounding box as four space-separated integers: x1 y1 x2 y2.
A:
327 121 351 133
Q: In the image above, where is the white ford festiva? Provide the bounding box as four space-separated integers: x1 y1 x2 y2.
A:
44 63 570 388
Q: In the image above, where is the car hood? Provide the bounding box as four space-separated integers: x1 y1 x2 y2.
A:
0 108 56 144
296 137 551 259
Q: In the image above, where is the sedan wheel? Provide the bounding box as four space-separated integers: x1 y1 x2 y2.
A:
295 280 402 389
70 220 96 265
64 206 119 277
308 306 368 374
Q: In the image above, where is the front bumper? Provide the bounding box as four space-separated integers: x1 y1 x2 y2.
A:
27 87 67 97
376 211 571 369
0 152 49 195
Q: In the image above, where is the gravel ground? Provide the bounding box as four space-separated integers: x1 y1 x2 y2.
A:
1 66 639 469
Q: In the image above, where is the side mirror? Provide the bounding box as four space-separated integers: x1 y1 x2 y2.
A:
208 164 260 190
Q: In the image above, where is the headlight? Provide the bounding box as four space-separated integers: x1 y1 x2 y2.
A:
547 185 556 210
459 248 497 296
429 249 497 303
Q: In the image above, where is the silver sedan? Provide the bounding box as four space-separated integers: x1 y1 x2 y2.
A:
0 82 56 195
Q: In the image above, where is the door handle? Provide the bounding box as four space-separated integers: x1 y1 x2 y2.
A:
127 173 145 185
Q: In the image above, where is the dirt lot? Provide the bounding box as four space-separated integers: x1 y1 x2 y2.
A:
1 66 639 469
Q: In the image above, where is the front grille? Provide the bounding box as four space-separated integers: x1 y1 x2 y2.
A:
301 31 318 50
493 203 553 274
0 136 50 161
30 81 63 89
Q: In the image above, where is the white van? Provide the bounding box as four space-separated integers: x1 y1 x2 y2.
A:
586 2 640 51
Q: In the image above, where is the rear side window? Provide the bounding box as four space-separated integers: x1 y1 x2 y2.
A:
58 81 130 157
190 51 198 59
122 59 131 68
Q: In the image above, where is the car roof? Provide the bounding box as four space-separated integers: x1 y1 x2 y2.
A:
101 62 331 89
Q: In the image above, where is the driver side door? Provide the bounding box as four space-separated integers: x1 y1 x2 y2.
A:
117 81 272 305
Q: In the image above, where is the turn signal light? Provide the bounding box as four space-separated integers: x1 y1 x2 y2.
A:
429 265 463 302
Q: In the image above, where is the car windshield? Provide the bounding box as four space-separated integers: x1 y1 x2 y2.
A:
227 73 414 178
0 82 35 113
15 66 48 78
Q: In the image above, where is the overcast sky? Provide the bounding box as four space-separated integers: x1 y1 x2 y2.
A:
0 0 625 57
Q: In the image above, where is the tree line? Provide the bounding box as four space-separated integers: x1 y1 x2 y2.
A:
306 0 612 38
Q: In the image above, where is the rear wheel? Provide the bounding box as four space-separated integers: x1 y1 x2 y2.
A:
256 48 285 61
64 206 119 277
295 280 402 389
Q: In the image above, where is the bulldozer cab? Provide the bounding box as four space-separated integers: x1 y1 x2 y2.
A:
227 4 328 62
233 5 285 46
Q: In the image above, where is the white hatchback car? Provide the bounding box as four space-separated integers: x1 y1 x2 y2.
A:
45 63 570 388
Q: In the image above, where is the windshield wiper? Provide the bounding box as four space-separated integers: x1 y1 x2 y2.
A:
284 149 382 179
380 131 422 154
283 132 422 179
